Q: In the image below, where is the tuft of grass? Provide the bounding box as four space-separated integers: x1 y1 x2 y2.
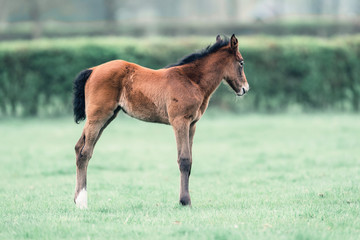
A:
0 114 359 239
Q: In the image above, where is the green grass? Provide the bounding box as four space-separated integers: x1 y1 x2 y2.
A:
0 114 359 239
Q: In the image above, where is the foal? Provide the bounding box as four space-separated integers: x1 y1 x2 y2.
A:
73 34 249 208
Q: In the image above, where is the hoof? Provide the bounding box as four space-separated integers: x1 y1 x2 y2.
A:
179 195 191 206
75 188 88 209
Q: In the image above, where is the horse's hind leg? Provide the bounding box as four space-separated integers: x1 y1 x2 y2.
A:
74 105 120 208
74 131 87 208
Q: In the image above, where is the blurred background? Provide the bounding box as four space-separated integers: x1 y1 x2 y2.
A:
0 0 359 116
2 2 360 238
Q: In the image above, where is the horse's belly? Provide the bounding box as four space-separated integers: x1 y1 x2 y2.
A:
119 91 169 124
124 107 169 124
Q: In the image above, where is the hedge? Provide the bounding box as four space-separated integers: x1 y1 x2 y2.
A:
0 36 359 116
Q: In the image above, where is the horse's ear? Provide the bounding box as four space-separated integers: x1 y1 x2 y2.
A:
230 34 238 50
216 35 222 43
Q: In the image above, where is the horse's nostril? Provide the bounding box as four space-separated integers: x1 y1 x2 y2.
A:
242 88 246 93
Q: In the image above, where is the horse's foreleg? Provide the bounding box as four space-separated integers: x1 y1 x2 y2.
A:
172 118 192 206
189 123 196 159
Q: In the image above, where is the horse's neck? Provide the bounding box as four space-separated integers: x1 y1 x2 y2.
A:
180 55 224 98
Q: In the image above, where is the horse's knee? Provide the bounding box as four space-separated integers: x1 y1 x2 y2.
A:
178 157 192 173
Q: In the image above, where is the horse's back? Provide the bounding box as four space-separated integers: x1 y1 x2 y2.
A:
90 59 166 87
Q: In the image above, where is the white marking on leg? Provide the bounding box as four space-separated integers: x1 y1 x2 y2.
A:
75 188 88 209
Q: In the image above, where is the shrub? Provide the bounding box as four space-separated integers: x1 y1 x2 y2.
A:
0 36 359 117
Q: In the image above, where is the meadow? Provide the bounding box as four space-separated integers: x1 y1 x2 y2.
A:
0 113 359 239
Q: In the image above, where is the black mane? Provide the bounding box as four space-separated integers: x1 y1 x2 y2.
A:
165 36 229 68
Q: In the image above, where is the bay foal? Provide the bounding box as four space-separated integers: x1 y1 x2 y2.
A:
73 34 249 208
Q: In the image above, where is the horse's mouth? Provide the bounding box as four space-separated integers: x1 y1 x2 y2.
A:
236 87 248 96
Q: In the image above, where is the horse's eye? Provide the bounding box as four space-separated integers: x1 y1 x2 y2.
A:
239 61 244 67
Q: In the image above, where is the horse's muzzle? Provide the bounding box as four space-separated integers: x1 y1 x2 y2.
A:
236 87 248 96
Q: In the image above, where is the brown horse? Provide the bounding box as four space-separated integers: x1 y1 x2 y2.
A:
73 34 249 208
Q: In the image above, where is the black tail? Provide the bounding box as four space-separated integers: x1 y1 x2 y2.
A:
73 69 93 123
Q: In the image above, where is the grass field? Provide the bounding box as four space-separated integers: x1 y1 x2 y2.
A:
0 113 359 240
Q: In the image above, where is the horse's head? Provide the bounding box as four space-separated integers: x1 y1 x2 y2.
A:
221 34 249 96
